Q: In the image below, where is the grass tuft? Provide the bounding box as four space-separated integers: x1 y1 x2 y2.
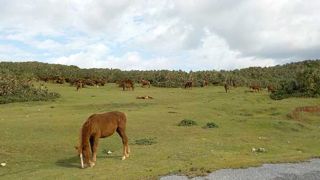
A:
178 119 197 126
135 137 157 145
203 122 219 129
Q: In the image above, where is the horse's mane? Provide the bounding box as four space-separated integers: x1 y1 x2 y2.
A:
78 115 96 153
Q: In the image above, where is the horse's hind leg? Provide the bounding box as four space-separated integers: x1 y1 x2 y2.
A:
116 128 129 160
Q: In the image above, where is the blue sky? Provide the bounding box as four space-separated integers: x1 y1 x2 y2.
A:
1 0 320 70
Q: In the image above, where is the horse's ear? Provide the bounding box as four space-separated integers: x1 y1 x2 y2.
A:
75 145 82 155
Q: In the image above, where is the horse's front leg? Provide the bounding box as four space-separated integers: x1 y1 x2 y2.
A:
117 128 129 160
89 136 99 167
92 136 99 163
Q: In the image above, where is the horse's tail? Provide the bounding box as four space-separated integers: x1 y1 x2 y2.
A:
122 112 127 125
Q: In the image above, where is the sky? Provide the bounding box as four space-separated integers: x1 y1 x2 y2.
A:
0 0 319 71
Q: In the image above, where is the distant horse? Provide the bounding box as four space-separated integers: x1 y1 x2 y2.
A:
76 111 130 168
92 79 105 87
76 81 83 91
184 81 193 89
55 77 65 84
201 80 208 87
267 85 276 93
224 83 229 93
249 85 261 92
120 79 134 91
136 95 153 99
141 80 150 88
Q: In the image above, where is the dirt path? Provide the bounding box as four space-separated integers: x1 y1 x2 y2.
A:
161 159 320 180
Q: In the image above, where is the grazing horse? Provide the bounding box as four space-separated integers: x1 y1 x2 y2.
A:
76 81 83 91
184 81 193 89
267 85 276 93
55 76 65 84
76 111 130 168
249 85 261 92
141 80 151 88
224 83 229 93
201 80 208 87
120 79 134 91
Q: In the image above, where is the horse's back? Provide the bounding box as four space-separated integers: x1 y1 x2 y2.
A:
87 111 126 137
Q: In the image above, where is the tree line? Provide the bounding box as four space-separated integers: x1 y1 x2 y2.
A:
0 60 320 101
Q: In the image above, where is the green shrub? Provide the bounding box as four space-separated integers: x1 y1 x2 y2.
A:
270 69 320 100
0 76 60 104
203 122 219 129
135 137 157 145
178 119 197 126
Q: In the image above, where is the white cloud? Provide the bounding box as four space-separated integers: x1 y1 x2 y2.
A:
186 30 276 70
52 49 174 70
1 0 320 70
173 0 320 59
105 52 174 70
0 44 35 60
53 43 110 68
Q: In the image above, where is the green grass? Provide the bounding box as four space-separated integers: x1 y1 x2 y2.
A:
0 84 319 179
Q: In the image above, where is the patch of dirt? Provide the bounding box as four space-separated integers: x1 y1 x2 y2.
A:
288 105 320 120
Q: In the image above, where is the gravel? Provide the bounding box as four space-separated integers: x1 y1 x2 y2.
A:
160 159 320 180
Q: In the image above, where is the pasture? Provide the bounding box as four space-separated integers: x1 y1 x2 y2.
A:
0 84 319 179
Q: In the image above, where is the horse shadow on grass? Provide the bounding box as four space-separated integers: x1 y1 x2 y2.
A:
55 156 81 168
55 155 123 169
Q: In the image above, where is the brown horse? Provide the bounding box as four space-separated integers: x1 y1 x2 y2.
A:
76 111 130 168
201 80 208 87
136 95 153 99
267 85 276 93
224 83 229 93
184 81 193 89
141 80 150 88
76 81 83 91
249 85 261 92
120 79 134 91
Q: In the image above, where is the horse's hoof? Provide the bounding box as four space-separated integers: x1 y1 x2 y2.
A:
81 164 89 169
89 162 95 167
121 156 126 160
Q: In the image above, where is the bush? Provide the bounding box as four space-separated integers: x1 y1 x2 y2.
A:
134 137 157 145
270 69 320 100
178 119 197 126
0 76 60 104
203 122 219 129
270 89 290 100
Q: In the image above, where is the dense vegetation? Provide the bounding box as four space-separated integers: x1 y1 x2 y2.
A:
0 59 320 100
270 68 320 100
0 73 60 104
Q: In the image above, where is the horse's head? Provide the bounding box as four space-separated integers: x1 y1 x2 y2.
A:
74 146 84 168
74 145 94 168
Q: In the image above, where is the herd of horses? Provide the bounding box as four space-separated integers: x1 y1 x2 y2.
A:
36 77 277 168
71 79 277 168
37 77 277 168
38 75 276 93
183 80 275 94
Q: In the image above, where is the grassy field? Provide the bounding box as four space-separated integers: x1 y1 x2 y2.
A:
0 84 319 179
